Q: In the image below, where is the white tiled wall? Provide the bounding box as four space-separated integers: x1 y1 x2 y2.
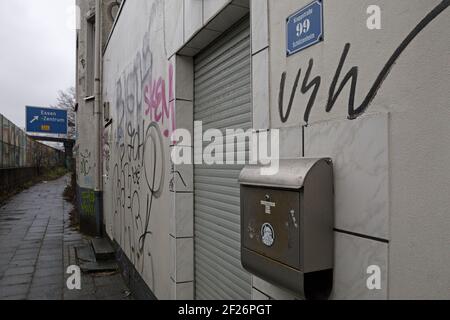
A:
170 0 391 302
204 0 232 23
165 0 185 57
170 193 194 238
251 0 269 52
252 49 271 130
184 0 204 41
277 125 303 159
207 4 250 32
252 288 271 300
332 232 388 300
253 276 301 300
170 52 196 300
175 55 194 102
171 280 195 300
170 237 195 283
175 101 194 142
171 162 194 193
252 231 389 301
304 113 390 240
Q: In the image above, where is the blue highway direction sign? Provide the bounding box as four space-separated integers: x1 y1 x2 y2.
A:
26 106 68 135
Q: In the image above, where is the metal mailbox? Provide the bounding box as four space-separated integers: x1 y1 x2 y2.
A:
239 158 334 300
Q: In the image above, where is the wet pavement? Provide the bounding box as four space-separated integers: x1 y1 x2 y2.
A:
0 175 132 300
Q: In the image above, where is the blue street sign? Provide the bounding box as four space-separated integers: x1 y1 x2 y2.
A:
287 0 324 56
26 106 68 135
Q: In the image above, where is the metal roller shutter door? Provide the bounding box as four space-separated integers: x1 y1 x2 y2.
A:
194 17 252 300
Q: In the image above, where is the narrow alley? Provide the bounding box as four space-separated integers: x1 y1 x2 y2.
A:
0 175 132 300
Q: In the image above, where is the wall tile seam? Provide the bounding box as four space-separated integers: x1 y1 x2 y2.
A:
251 233 389 300
183 0 186 48
169 191 195 195
252 129 270 133
250 0 269 55
252 45 271 130
179 26 225 53
252 45 270 57
302 112 391 245
270 124 303 130
252 286 272 299
266 0 270 49
202 0 205 27
203 0 231 26
171 278 194 285
252 282 299 301
176 53 196 59
174 98 194 103
169 234 194 240
232 0 250 10
303 110 390 128
175 2 241 59
166 0 187 58
334 229 389 244
302 125 305 157
170 142 194 148
386 111 392 300
170 234 194 284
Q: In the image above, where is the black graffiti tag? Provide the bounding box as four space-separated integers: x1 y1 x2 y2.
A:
279 0 449 124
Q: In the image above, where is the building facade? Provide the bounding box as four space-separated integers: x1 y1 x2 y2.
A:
75 0 121 235
75 0 450 300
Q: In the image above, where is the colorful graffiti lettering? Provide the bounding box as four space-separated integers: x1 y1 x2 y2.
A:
144 64 175 139
81 191 95 217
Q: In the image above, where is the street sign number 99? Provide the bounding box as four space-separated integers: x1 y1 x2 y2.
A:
296 18 311 37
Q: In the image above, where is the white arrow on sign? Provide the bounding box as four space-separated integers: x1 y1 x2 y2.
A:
30 116 39 124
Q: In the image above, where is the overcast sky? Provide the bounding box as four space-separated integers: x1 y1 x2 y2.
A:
0 0 75 129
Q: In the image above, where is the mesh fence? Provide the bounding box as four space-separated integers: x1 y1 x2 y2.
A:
0 114 64 169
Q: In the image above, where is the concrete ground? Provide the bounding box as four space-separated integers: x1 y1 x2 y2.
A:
0 175 133 300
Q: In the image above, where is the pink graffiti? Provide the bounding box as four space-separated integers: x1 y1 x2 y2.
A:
144 64 176 139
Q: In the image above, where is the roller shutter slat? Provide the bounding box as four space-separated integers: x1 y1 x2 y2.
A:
194 17 252 301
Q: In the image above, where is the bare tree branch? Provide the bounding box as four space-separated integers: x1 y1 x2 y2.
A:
50 87 76 140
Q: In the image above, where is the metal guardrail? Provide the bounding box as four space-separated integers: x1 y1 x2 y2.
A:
0 113 64 169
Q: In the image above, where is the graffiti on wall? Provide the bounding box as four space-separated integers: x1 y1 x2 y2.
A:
107 4 173 284
103 129 111 180
169 163 188 193
144 63 175 139
279 0 450 124
79 149 94 187
81 191 95 217
80 149 92 176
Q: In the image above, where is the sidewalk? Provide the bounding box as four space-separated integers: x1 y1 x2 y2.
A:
0 175 132 300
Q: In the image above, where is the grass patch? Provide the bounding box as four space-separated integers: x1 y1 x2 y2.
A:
63 171 80 228
42 167 70 181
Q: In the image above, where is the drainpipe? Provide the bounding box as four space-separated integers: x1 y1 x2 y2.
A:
94 0 103 235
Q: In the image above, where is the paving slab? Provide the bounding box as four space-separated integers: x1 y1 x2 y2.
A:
91 238 115 261
0 175 133 300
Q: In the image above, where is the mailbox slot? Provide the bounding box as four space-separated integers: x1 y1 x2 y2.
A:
239 158 334 300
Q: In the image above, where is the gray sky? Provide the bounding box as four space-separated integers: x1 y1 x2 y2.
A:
0 0 75 129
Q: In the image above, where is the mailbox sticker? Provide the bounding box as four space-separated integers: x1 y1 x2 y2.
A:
261 201 276 214
261 223 275 247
